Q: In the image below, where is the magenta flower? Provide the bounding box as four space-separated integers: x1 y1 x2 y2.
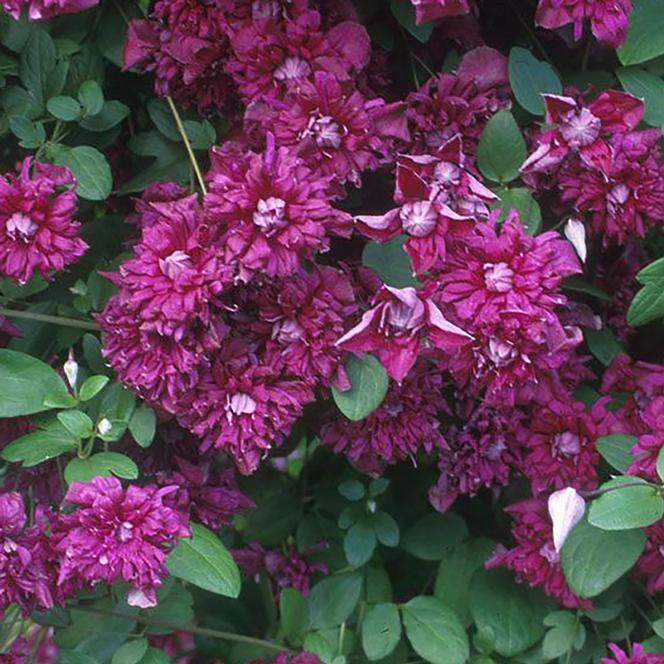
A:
357 135 496 273
1 0 97 21
558 129 664 244
409 0 472 25
52 477 189 609
627 396 664 482
259 72 408 189
603 644 664 664
124 0 236 114
0 493 55 618
522 91 644 175
429 405 523 512
488 497 591 609
637 522 664 595
337 285 471 383
0 158 87 285
404 47 510 158
177 341 315 475
519 397 612 494
226 8 369 104
204 137 352 282
109 194 229 338
131 182 190 230
321 362 448 474
536 0 632 48
427 212 581 399
254 266 358 390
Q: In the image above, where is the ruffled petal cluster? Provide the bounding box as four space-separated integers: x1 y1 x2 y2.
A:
0 0 97 21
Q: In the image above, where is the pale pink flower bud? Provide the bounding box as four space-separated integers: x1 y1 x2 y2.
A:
548 487 586 553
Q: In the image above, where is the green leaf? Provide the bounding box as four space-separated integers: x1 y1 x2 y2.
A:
64 452 139 485
362 603 401 661
57 409 94 438
628 283 664 326
339 479 365 501
9 115 46 148
167 523 241 598
80 101 130 132
111 638 149 664
588 476 664 530
366 565 392 604
402 596 469 664
584 328 624 367
144 582 194 635
618 0 664 65
636 256 664 284
19 30 56 111
308 572 363 629
390 0 433 42
332 354 389 421
561 517 646 598
59 653 101 664
0 349 70 417
344 518 377 567
596 434 637 472
280 588 309 646
147 98 181 142
78 80 104 116
183 119 216 150
562 278 611 302
373 511 399 547
434 538 495 626
2 420 78 467
53 145 113 201
402 513 468 561
493 187 542 234
46 95 82 121
469 569 548 657
362 236 420 288
617 67 664 127
244 492 303 547
129 406 157 448
508 47 562 115
477 110 527 184
137 648 171 664
79 375 110 402
657 447 664 482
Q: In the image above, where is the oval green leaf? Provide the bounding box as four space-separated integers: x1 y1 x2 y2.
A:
588 477 664 530
508 47 562 115
363 603 401 661
332 354 389 422
54 145 113 201
308 572 363 629
477 110 527 184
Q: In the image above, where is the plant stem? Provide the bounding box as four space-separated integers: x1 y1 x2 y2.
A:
70 606 293 654
0 307 100 331
166 96 208 196
581 480 662 498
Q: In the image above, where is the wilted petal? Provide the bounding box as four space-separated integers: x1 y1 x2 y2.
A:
548 487 586 553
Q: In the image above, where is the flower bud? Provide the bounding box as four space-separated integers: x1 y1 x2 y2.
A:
97 418 112 436
564 218 587 263
548 487 586 553
63 349 78 390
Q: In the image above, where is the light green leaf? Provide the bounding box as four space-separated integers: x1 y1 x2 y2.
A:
129 406 157 448
64 452 139 485
280 588 309 646
618 0 664 65
308 573 363 629
362 603 401 661
78 80 104 116
477 110 527 184
167 523 241 598
79 375 110 402
344 519 377 568
362 236 419 288
628 283 664 326
111 638 149 664
0 349 70 417
2 420 78 467
508 47 562 115
617 67 664 127
402 596 469 664
637 256 664 284
57 409 94 438
657 447 664 482
589 476 664 530
9 115 46 148
53 145 113 201
332 354 389 422
46 95 82 121
561 517 645 597
596 434 637 472
19 30 55 111
493 187 542 234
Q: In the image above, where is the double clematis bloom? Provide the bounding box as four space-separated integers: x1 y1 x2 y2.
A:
51 477 190 609
409 0 473 25
535 0 632 48
1 0 97 21
336 285 471 383
0 159 87 285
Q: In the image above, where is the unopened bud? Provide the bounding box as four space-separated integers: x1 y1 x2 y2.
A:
97 418 112 436
548 487 586 553
564 218 587 263
63 350 78 390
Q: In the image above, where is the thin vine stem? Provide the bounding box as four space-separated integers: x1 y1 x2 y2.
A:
0 307 100 331
166 96 208 196
70 606 293 654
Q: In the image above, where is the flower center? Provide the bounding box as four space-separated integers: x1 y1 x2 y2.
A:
302 113 345 150
159 250 193 279
6 212 38 241
273 319 304 344
228 392 257 418
116 521 134 543
560 108 601 148
483 262 514 293
383 402 404 417
552 431 581 457
433 161 461 187
400 201 437 238
252 0 280 20
486 438 507 460
539 542 559 563
607 184 630 213
487 338 517 366
385 300 418 330
273 56 312 82
253 197 288 236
